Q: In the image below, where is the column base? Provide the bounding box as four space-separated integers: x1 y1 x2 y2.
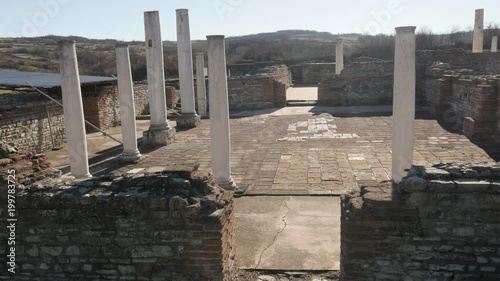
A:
74 173 92 180
143 125 176 146
174 113 201 128
118 150 143 163
216 177 236 191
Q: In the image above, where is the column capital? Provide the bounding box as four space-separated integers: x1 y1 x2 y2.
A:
144 10 159 15
207 35 225 41
58 40 75 46
115 43 129 48
395 26 416 34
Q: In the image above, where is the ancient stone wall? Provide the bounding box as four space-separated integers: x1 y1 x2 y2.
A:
318 59 394 106
0 168 235 281
0 92 65 152
0 82 150 153
302 63 336 84
228 77 276 110
227 61 279 77
257 65 292 88
131 82 151 115
228 65 290 110
417 49 500 74
341 163 500 280
82 84 120 131
432 76 499 141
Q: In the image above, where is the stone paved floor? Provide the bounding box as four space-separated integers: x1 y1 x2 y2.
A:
104 109 500 195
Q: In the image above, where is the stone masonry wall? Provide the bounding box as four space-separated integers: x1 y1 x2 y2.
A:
0 83 150 153
0 167 235 281
228 77 276 110
228 65 290 110
318 59 394 106
257 65 293 88
417 49 500 74
341 162 500 281
130 82 151 115
302 63 336 84
0 92 65 152
432 76 499 141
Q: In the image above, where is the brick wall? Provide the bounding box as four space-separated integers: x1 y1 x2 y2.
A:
302 63 336 84
228 65 291 110
341 163 500 280
228 77 275 110
0 169 235 281
432 76 499 141
0 92 65 152
82 84 120 131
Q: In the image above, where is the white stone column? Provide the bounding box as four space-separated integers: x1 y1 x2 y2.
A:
143 11 175 145
196 52 207 117
392 26 416 184
207 35 236 190
336 40 344 74
491 36 498 52
473 9 484 53
115 44 142 162
58 40 91 179
176 9 200 128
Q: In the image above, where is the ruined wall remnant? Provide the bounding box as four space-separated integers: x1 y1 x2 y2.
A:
0 91 66 152
227 61 279 77
0 83 150 153
302 63 336 84
341 162 500 280
227 64 290 110
432 75 499 141
0 167 235 281
82 84 120 131
417 48 500 74
318 58 394 106
130 82 152 115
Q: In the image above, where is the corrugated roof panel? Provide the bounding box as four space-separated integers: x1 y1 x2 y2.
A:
0 70 117 88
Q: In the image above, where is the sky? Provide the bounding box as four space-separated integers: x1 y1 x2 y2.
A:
1 0 499 41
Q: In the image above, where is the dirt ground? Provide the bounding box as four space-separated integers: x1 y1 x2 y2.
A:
233 269 340 281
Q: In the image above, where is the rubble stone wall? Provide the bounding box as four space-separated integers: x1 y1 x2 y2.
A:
417 49 500 74
318 59 394 106
0 169 235 281
341 163 500 281
228 65 290 110
302 63 336 84
0 92 65 152
0 83 150 152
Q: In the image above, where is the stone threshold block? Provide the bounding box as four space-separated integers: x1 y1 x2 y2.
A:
172 113 201 128
143 125 176 146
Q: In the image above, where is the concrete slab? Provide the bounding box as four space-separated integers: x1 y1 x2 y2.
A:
235 196 340 271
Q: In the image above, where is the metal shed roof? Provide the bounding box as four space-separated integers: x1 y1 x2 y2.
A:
0 70 117 89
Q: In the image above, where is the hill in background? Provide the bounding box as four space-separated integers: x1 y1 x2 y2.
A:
0 27 496 81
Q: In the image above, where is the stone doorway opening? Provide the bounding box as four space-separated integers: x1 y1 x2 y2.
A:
286 85 319 106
